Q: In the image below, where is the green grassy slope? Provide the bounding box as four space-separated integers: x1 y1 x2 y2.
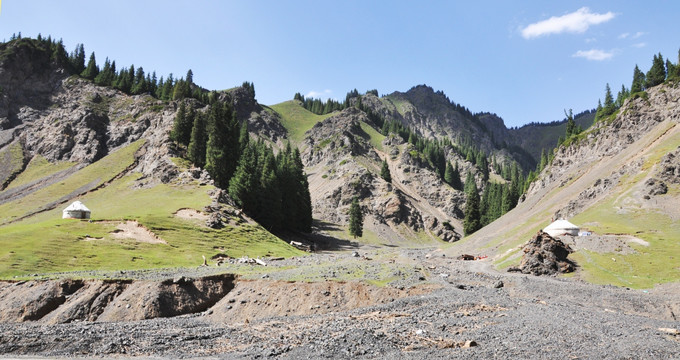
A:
0 141 25 187
0 142 302 279
451 114 680 289
269 100 336 144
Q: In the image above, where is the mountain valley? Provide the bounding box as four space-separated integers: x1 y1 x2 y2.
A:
0 36 679 358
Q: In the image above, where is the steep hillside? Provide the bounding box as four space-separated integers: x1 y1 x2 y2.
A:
271 86 593 246
0 38 300 278
300 107 462 245
452 83 680 288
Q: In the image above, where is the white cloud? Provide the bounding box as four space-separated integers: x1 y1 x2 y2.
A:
632 42 646 48
572 49 614 61
521 7 615 39
620 31 645 40
305 89 333 99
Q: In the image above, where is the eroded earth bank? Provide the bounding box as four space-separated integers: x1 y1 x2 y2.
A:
0 247 679 359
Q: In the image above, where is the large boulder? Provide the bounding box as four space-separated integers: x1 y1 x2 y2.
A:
508 232 576 276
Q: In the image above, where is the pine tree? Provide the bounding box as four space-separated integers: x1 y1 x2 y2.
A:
646 53 666 88
228 144 259 213
631 65 646 93
171 102 194 146
94 57 115 86
187 112 207 167
239 120 250 153
292 148 313 232
380 159 391 183
161 74 174 100
348 197 363 238
205 102 240 188
463 179 481 236
130 66 147 95
603 83 615 116
81 52 99 80
463 171 476 194
451 162 463 190
539 149 548 171
615 84 629 108
444 162 454 186
70 43 85 74
666 59 677 82
255 149 282 230
276 144 312 232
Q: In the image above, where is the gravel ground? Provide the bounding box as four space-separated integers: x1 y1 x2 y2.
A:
0 247 679 359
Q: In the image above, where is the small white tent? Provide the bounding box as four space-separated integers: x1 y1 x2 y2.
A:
544 219 579 237
62 201 91 219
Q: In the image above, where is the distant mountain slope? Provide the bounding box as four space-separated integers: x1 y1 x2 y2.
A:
270 85 599 245
450 83 680 288
509 110 596 162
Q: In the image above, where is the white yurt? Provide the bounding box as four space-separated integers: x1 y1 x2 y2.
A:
544 219 579 237
62 201 91 219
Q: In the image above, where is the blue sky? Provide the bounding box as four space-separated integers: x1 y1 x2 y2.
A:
1 1 678 127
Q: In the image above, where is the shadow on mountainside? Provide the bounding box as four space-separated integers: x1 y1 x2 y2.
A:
276 220 359 252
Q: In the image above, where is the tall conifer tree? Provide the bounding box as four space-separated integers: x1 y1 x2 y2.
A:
348 197 363 238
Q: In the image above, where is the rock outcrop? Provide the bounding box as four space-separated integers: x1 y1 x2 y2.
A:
0 274 235 324
508 232 575 276
302 107 462 242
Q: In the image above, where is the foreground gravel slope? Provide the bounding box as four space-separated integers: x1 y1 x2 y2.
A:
0 248 678 359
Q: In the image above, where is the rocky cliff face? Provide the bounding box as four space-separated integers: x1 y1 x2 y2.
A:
0 38 285 192
301 107 462 243
528 85 680 200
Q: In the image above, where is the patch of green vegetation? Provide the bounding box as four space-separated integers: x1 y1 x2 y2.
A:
4 155 76 191
641 123 680 171
495 249 521 270
270 100 335 144
339 159 348 166
570 191 680 289
0 141 25 186
314 138 332 151
0 140 144 224
358 121 386 151
86 94 111 117
170 157 193 171
631 91 649 102
383 96 412 117
0 171 302 279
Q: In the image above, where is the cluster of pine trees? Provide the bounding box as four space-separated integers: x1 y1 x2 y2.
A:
595 50 680 123
11 34 210 103
463 161 525 235
293 92 345 115
170 97 312 233
292 88 380 116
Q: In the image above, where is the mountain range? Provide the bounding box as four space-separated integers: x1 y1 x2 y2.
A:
0 36 678 289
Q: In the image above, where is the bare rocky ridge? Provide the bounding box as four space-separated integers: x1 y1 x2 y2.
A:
302 107 462 243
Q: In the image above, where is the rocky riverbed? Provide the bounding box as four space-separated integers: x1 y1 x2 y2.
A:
0 246 679 359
